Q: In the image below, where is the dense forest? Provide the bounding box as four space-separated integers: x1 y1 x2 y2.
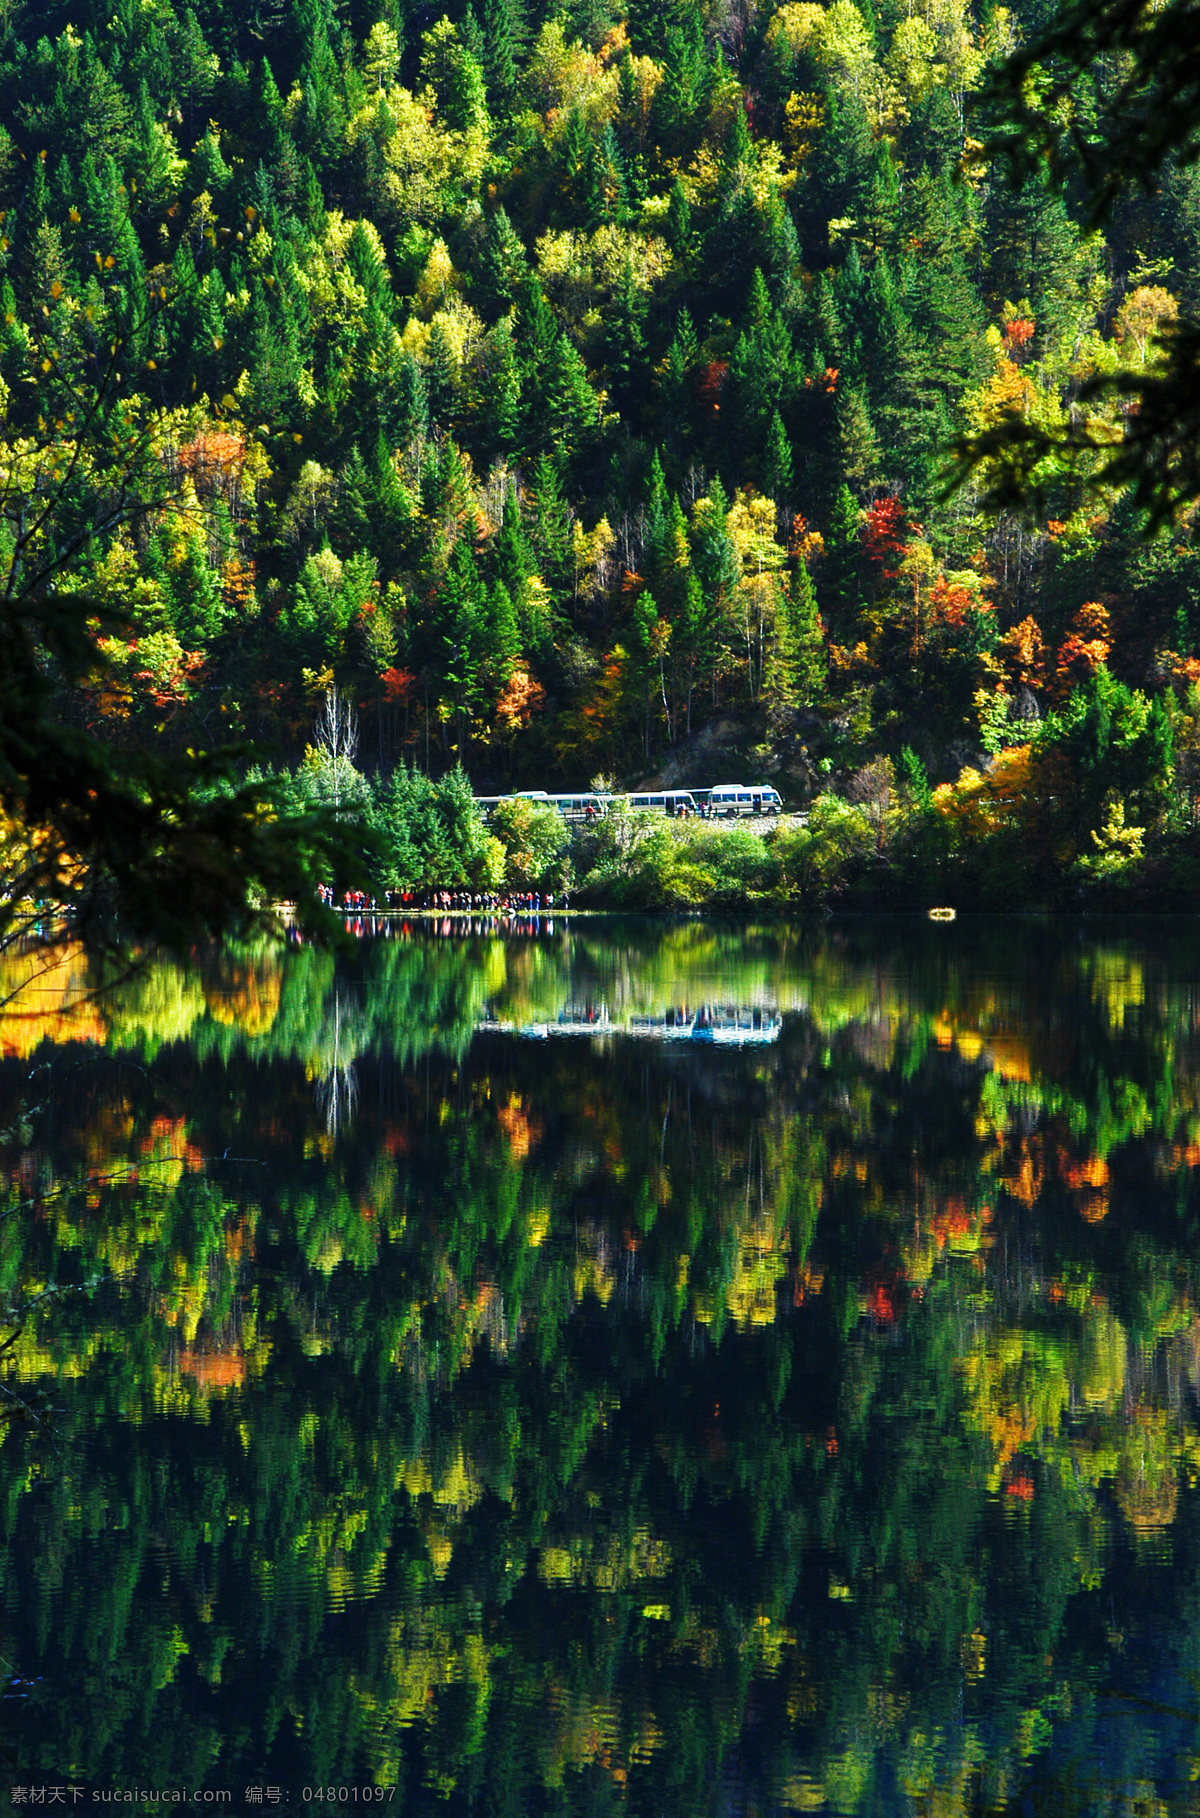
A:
1 0 1199 909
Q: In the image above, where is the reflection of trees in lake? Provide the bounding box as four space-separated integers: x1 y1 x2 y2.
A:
5 922 1200 1804
312 990 360 1137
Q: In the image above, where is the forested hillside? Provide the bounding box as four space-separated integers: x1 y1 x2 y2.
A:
1 0 1198 903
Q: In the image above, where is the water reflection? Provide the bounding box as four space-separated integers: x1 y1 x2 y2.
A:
1 919 1200 1810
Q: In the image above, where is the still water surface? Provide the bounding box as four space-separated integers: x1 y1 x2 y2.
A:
1 917 1200 1813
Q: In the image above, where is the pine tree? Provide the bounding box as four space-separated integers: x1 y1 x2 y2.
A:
822 484 864 637
675 568 717 734
691 476 739 611
472 318 522 461
666 178 692 258
514 275 559 380
836 382 881 492
657 308 700 452
722 100 754 178
763 410 794 507
493 488 529 592
642 450 669 586
602 259 647 419
486 581 522 692
429 536 490 748
393 355 429 445
557 110 591 222
526 454 572 600
781 556 826 702
474 207 528 318
651 10 711 156
330 445 375 556
175 537 228 644
480 0 524 109
582 126 627 229
541 334 599 467
426 316 459 432
629 588 664 757
761 187 802 309
493 487 543 650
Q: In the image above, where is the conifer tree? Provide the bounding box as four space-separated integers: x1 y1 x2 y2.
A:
836 382 881 492
651 10 711 156
426 316 459 432
429 536 490 748
763 410 794 507
494 489 545 651
541 334 599 466
480 0 524 109
472 318 522 462
393 355 429 446
557 111 591 222
603 260 647 419
782 555 826 702
641 451 669 586
486 582 522 699
629 587 665 756
657 309 700 452
666 179 692 258
692 477 739 612
526 455 573 601
582 126 627 229
675 569 718 734
822 484 865 637
474 208 528 319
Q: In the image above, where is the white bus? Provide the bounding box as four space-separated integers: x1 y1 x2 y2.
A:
708 784 783 817
474 792 613 822
624 790 699 818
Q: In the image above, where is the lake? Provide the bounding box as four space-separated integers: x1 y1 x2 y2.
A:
2 916 1200 1814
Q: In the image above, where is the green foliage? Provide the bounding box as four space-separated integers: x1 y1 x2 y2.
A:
489 796 572 889
1041 667 1175 839
371 763 496 890
0 0 1194 918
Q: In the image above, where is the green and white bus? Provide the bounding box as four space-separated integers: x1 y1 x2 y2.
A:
474 792 613 822
707 784 783 816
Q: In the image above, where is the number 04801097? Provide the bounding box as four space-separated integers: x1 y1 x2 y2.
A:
302 1791 397 1802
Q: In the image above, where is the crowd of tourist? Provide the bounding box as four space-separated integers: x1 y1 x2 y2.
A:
315 885 563 916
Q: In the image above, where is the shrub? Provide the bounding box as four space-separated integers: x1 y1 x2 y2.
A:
773 795 874 904
489 797 572 891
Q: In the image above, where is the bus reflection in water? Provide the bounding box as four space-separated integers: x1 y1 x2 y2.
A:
489 1005 782 1046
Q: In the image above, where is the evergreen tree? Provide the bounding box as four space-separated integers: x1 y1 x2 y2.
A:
428 536 490 748
526 455 572 601
541 334 599 467
175 538 228 644
582 126 627 229
494 488 532 599
657 309 700 453
426 316 459 432
781 556 826 702
666 178 692 259
393 355 429 446
822 484 865 637
763 410 794 507
602 260 647 419
474 208 529 319
480 0 524 109
471 318 522 462
836 382 881 494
